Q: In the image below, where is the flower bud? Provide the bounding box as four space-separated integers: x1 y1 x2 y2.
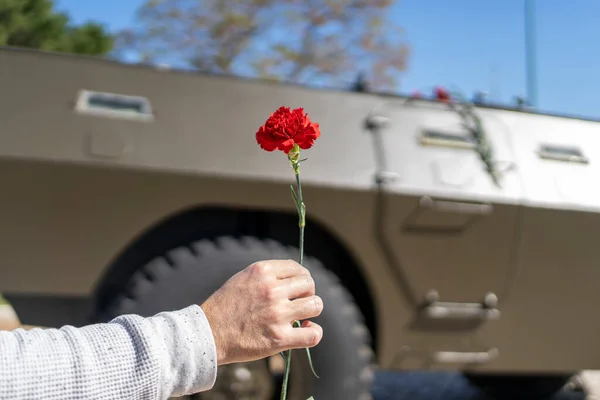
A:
288 143 301 166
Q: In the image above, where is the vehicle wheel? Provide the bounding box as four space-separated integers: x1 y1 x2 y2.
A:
464 372 573 399
102 236 375 400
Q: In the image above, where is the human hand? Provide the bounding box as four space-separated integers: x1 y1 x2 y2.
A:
201 259 324 365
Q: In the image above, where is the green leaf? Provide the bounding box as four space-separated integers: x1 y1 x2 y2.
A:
448 88 500 188
290 185 302 214
305 347 319 378
292 320 319 378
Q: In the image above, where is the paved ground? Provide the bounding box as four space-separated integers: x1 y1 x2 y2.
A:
1 304 598 399
372 370 587 400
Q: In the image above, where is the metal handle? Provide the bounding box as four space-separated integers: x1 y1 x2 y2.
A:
433 348 499 364
422 291 500 321
420 196 493 215
423 302 500 320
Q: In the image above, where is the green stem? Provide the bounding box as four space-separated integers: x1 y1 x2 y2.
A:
296 171 305 265
281 167 305 400
280 348 292 400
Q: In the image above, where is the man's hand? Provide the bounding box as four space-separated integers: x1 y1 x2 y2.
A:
201 259 324 365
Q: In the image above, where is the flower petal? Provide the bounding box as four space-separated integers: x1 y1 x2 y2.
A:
279 139 296 154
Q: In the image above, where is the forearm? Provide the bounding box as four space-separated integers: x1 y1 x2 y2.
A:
0 305 217 400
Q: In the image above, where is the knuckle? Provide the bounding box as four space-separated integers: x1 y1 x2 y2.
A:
304 274 315 292
287 259 298 271
293 296 322 318
269 325 287 345
289 260 309 276
249 261 269 275
260 284 279 301
300 265 311 276
265 304 282 322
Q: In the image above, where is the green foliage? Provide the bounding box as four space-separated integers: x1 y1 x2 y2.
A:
117 0 410 91
0 0 114 55
448 90 501 187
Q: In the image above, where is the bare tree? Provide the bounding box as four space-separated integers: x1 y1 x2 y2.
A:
117 0 410 91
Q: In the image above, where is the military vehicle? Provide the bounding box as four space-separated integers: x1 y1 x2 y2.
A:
1 46 599 399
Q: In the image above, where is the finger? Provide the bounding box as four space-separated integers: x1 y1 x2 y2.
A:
279 273 315 299
287 295 323 321
272 259 310 279
301 320 313 328
285 321 323 349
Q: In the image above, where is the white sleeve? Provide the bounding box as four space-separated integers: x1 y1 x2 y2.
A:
0 304 218 400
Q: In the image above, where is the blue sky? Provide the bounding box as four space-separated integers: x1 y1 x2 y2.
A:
54 0 600 120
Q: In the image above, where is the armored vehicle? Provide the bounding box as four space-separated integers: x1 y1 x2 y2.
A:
1 46 599 399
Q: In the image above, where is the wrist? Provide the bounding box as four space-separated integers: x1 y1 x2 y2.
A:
201 296 228 366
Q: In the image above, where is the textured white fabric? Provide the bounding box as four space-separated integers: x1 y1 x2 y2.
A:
0 304 218 400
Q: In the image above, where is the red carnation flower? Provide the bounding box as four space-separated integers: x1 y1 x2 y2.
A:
434 86 450 102
255 106 320 154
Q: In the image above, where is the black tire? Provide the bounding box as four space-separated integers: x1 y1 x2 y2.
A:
464 372 573 399
102 236 374 400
